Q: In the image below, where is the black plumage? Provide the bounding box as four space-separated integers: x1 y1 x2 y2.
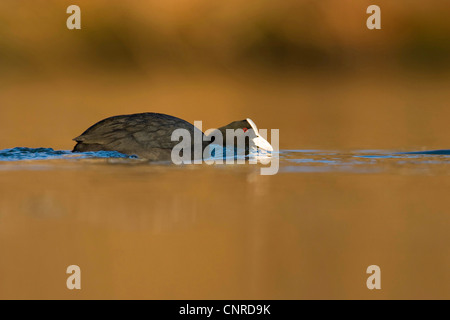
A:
73 112 256 161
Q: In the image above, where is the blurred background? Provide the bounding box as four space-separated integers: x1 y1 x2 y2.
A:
0 0 449 150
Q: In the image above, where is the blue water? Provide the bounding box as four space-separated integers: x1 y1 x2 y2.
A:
399 150 450 155
0 146 270 162
279 149 450 173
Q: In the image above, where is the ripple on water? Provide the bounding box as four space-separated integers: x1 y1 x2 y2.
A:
0 147 136 161
280 149 450 174
0 147 449 174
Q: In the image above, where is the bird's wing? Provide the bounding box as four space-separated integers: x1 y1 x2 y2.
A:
73 113 201 152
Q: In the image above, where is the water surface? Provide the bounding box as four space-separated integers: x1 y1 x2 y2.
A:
1 147 449 174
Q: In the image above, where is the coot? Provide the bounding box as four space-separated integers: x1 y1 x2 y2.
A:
72 113 272 161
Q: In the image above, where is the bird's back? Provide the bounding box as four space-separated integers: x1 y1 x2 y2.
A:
73 112 202 160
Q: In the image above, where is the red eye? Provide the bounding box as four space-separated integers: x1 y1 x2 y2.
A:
243 128 248 132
